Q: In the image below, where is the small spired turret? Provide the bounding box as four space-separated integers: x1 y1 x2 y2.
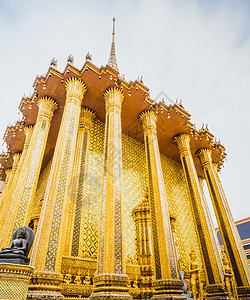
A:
107 17 118 71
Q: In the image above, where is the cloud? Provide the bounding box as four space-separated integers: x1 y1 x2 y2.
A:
0 0 250 223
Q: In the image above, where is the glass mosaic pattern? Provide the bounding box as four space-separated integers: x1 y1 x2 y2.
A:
80 118 200 269
81 119 104 259
161 154 201 270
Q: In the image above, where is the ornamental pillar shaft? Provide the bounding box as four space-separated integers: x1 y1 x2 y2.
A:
174 134 225 297
0 126 33 230
97 87 125 275
4 153 21 194
30 78 86 278
0 168 12 218
67 107 95 258
1 168 12 195
198 176 220 251
0 98 57 249
139 111 185 299
197 148 250 292
90 87 131 300
0 154 21 217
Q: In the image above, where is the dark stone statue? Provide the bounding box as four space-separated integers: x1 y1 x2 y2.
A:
0 226 34 265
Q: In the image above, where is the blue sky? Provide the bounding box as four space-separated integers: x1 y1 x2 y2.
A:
0 0 250 224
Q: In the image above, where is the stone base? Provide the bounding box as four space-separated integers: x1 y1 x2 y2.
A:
150 295 188 300
0 263 33 300
61 283 93 298
89 274 132 300
27 270 64 299
205 284 228 299
206 298 228 300
151 279 187 300
237 285 250 299
0 253 30 265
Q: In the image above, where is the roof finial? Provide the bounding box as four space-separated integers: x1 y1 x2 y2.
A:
112 17 115 42
108 17 118 71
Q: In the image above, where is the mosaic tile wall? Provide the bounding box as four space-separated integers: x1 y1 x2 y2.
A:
31 118 201 269
31 161 52 215
80 118 201 268
161 156 201 270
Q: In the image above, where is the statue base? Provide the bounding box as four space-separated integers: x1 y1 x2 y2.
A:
0 263 33 300
151 279 187 300
0 253 30 265
89 274 132 300
27 270 64 299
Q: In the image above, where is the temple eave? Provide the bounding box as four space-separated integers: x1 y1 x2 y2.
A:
0 59 226 181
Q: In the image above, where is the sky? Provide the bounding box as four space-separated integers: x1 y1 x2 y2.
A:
0 0 250 224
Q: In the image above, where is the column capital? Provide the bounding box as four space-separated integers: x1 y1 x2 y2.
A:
103 87 124 111
65 77 87 104
173 133 190 153
37 97 58 122
139 110 158 132
38 97 58 111
196 148 212 167
79 107 95 129
24 126 34 144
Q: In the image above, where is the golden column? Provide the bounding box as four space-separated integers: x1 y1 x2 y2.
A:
132 194 153 277
5 153 21 193
68 107 95 257
139 111 185 299
173 134 225 297
0 153 21 217
0 168 11 215
90 87 130 300
198 175 222 252
1 168 12 196
197 148 250 296
0 126 33 228
29 78 86 296
0 97 58 249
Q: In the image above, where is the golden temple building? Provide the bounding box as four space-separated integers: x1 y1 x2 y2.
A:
0 19 250 300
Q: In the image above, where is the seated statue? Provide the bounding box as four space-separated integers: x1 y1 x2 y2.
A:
0 226 34 265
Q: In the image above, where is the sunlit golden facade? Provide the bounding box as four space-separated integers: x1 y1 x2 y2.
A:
0 23 250 300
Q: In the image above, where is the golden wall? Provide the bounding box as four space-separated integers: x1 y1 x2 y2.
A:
33 118 201 270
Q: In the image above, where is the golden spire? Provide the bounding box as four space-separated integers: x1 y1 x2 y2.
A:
108 17 118 71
